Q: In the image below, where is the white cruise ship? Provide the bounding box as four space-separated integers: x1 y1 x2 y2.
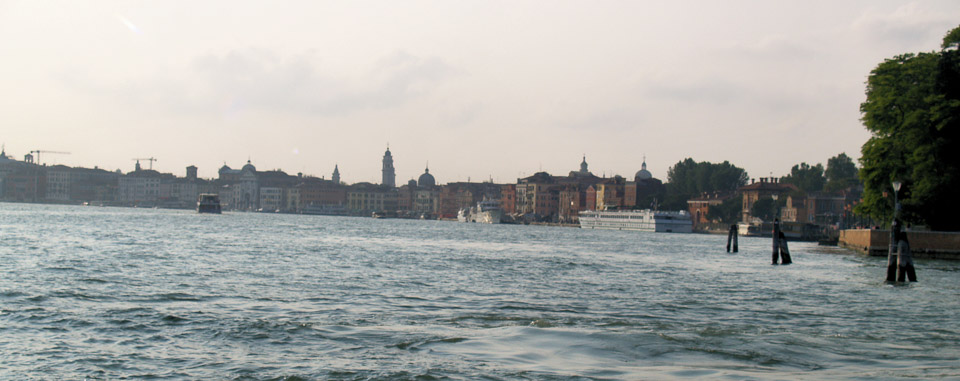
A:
578 209 692 233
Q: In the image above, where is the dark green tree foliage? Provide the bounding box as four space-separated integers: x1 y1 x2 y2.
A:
662 158 748 210
750 197 779 222
780 162 825 195
857 26 960 230
943 27 960 49
825 152 859 192
706 196 742 224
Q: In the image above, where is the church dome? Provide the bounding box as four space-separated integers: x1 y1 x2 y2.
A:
635 160 652 181
635 169 652 180
219 164 231 174
418 167 436 187
241 159 256 173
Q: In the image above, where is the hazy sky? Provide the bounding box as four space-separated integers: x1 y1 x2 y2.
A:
2 1 957 184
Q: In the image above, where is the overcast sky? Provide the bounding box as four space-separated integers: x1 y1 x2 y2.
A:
2 1 957 184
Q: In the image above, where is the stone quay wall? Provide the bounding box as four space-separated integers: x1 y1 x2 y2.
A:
839 229 960 260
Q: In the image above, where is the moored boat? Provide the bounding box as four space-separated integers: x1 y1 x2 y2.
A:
457 200 503 224
578 209 691 233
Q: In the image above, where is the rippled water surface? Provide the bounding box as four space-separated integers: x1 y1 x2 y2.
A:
2 203 959 379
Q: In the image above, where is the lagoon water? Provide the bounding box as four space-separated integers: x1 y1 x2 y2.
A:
1 203 959 379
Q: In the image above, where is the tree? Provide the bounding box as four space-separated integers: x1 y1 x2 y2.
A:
706 196 742 224
857 26 960 230
825 152 859 192
750 197 778 222
662 158 749 210
780 162 825 195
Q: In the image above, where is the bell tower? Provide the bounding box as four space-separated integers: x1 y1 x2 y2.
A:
381 146 396 188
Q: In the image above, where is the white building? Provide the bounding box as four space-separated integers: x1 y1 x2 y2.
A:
118 170 163 205
45 165 72 201
259 187 282 212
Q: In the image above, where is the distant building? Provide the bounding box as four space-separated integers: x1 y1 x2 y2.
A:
738 177 797 222
217 160 260 210
257 169 300 212
347 182 398 214
398 180 417 211
259 187 283 212
412 166 439 216
634 158 665 209
45 165 72 201
438 182 501 219
298 177 346 212
516 172 557 219
418 166 436 188
2 165 43 202
803 191 857 226
593 176 636 211
516 158 611 222
500 184 517 215
332 164 341 184
568 156 594 177
0 146 13 163
118 167 168 206
381 147 396 188
69 167 119 204
687 192 734 230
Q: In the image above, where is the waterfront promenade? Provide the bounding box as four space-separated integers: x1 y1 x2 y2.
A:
839 229 960 260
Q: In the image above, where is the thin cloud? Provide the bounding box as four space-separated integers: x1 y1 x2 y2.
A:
850 2 956 49
62 49 461 117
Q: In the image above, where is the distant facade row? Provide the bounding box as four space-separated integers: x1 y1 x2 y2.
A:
686 177 862 230
0 148 661 222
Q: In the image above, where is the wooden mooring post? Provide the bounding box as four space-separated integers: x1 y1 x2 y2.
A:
886 220 899 281
772 219 792 265
887 221 918 282
726 224 738 253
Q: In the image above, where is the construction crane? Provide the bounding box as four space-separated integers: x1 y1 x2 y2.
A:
132 157 158 170
28 150 71 165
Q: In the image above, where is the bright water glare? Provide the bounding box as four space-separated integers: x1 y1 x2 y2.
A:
1 203 959 379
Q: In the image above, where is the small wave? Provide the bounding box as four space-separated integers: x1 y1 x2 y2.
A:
528 319 554 328
0 290 28 298
44 266 77 271
392 336 470 351
27 295 48 302
162 315 189 323
50 290 114 301
140 293 204 302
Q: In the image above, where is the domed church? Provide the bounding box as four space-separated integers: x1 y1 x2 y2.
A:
634 156 665 209
418 166 436 188
635 156 653 181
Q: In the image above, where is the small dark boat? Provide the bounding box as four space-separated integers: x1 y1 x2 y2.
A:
197 194 222 214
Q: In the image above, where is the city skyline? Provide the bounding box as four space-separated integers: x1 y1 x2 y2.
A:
2 1 958 184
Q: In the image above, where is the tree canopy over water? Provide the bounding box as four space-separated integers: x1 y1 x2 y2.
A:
857 25 960 231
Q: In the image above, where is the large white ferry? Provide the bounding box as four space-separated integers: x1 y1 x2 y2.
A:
578 209 692 233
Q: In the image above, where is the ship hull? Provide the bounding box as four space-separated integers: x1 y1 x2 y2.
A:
579 210 691 233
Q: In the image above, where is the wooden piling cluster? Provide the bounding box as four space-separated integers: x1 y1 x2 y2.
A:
886 220 918 282
772 219 792 265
